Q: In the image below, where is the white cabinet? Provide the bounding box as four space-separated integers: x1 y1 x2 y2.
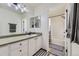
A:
0 35 42 56
29 36 42 56
0 45 9 56
10 40 28 56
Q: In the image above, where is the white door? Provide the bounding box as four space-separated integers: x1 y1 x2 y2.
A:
0 45 9 56
51 15 65 46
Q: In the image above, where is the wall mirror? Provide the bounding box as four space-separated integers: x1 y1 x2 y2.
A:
30 16 41 28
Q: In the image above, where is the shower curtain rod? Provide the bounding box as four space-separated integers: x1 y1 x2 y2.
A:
48 14 64 18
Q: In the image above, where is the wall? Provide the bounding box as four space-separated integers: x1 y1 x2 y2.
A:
23 6 35 33
0 5 23 36
65 3 76 56
31 6 49 51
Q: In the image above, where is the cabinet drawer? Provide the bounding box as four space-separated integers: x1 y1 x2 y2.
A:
10 40 28 56
10 42 21 56
10 49 22 56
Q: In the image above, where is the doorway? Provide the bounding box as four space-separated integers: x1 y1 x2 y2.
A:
49 14 65 56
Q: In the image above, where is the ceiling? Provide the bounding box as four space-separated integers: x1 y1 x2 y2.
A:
24 3 67 17
0 3 67 17
24 3 61 7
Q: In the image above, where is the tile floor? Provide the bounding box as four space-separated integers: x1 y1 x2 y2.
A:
33 43 65 56
49 43 65 56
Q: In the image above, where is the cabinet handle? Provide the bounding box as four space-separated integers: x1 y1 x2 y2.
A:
19 50 22 52
20 43 22 46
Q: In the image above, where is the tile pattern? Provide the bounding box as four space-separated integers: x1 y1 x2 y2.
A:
33 48 49 56
33 43 65 56
49 43 65 56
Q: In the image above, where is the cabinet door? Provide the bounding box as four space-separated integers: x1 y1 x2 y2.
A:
0 45 9 56
36 36 42 52
21 40 28 56
29 38 36 56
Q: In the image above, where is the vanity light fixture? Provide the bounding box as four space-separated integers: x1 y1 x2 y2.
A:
7 3 28 13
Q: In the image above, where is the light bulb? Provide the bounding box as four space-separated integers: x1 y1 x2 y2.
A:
17 4 21 8
15 6 18 10
23 7 26 11
23 7 29 12
21 9 24 12
8 3 11 7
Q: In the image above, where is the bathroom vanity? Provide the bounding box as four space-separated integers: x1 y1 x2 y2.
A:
0 33 42 56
